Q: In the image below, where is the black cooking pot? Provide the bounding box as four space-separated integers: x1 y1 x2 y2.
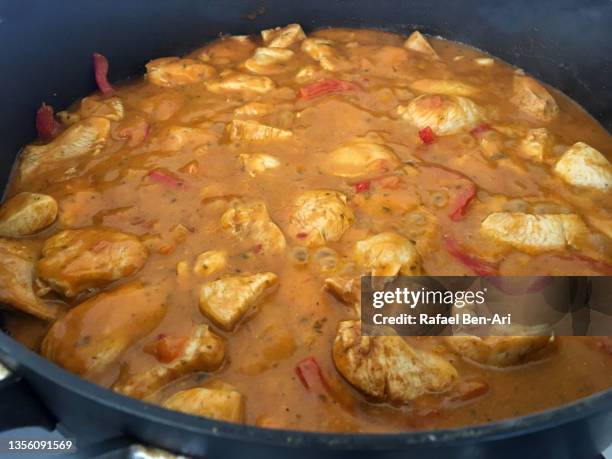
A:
0 1 611 458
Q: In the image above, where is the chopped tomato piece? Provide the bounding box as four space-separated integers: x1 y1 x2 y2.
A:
146 170 184 189
295 356 328 395
354 180 371 193
470 123 491 135
93 52 114 95
418 126 436 144
444 237 498 276
298 79 360 100
145 334 189 363
448 182 476 221
36 103 60 140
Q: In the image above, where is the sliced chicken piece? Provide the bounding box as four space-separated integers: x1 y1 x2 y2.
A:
206 72 275 94
294 65 321 84
197 36 256 65
239 153 281 177
233 102 274 118
220 200 286 253
42 282 167 376
162 383 245 422
323 276 359 304
403 31 440 59
288 190 355 247
333 321 458 403
354 232 422 276
199 272 278 331
38 227 148 297
301 38 350 72
322 142 400 178
409 79 478 97
244 47 295 75
19 117 110 179
262 24 306 48
481 212 588 253
397 94 483 135
227 120 292 143
113 324 225 399
148 125 218 153
146 57 216 87
519 128 552 162
0 239 61 321
78 96 124 121
553 142 612 191
193 250 228 277
445 336 552 367
510 75 559 122
0 192 57 237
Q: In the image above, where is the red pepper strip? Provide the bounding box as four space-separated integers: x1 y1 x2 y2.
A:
36 103 60 140
557 254 612 275
298 79 360 100
444 237 498 276
418 126 436 144
448 182 476 221
470 123 491 135
146 170 184 189
295 357 328 395
354 180 371 193
93 52 114 95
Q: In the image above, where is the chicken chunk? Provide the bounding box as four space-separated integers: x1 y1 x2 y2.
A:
0 192 57 237
199 272 278 331
206 72 275 94
403 31 440 59
37 227 149 297
19 117 110 179
354 232 422 276
239 153 281 176
148 125 218 153
244 47 295 75
197 36 256 65
78 96 124 121
42 282 167 376
262 24 306 48
445 336 552 367
146 57 216 87
323 276 359 304
193 250 228 277
553 142 612 191
409 79 478 97
288 190 355 247
220 200 286 253
113 324 225 399
233 102 274 118
510 75 559 122
226 120 292 143
162 383 245 422
322 142 400 178
397 94 483 135
301 38 350 72
519 128 552 162
333 321 458 403
0 239 61 321
481 212 588 253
